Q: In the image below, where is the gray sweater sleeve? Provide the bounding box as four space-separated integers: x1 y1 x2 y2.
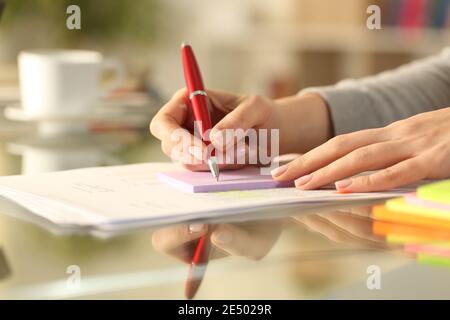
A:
301 47 450 135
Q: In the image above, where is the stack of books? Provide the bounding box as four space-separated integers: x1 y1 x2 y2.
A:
378 0 450 30
372 180 450 267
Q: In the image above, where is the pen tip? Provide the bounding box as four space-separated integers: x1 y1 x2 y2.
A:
181 42 189 48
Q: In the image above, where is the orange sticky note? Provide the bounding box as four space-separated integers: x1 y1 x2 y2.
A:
373 221 450 243
372 205 450 230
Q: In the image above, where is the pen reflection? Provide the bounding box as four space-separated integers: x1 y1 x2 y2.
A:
152 220 284 263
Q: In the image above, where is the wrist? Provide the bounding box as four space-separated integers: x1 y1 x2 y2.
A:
275 93 333 154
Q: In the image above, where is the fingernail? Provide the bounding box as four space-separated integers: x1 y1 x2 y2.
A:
213 230 233 244
295 174 313 187
335 179 353 190
188 224 204 233
271 164 288 177
188 146 204 161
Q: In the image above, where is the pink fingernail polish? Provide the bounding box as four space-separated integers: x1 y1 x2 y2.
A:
335 179 353 189
271 164 288 177
295 174 312 187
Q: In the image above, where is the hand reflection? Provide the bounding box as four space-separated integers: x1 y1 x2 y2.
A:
152 220 283 263
293 205 390 249
0 248 11 281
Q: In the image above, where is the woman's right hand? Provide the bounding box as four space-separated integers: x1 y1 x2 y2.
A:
149 88 283 171
152 221 284 263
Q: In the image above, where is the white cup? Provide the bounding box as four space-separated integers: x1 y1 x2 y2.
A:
18 49 125 117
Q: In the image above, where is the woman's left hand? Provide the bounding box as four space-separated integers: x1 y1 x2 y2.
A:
272 107 450 192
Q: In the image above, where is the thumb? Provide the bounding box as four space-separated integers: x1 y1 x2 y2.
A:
210 95 271 150
211 224 271 260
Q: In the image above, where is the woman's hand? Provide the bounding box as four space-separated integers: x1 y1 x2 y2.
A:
151 221 283 262
150 89 331 171
272 107 450 192
150 88 281 171
292 206 390 249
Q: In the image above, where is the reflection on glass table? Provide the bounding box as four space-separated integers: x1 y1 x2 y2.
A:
0 133 450 299
2 201 450 299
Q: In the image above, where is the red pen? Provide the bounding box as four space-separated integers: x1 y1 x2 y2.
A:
181 43 220 181
181 43 217 299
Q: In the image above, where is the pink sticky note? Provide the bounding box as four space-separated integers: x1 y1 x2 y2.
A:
405 193 450 211
405 244 450 257
157 167 294 193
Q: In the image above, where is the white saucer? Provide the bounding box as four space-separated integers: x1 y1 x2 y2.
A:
4 105 109 122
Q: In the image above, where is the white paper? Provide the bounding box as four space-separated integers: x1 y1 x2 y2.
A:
0 162 426 230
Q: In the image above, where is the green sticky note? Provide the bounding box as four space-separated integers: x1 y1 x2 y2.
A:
417 180 450 205
418 253 450 268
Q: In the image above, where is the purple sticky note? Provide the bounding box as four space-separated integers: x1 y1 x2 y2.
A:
157 167 294 193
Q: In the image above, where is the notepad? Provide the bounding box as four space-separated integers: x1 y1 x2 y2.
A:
373 220 450 242
406 244 450 257
406 193 450 211
417 180 450 205
372 205 450 230
157 167 294 193
417 253 450 267
387 198 450 221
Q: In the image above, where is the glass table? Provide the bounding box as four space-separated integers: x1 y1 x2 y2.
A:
0 131 449 300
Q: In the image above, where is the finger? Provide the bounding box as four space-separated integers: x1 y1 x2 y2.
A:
206 89 243 114
210 95 272 150
164 136 207 166
272 128 388 181
210 223 279 260
337 205 373 218
181 142 247 171
295 214 366 245
295 214 385 248
295 140 411 190
151 89 209 163
335 155 429 192
183 139 253 170
150 88 190 141
152 224 207 262
317 212 386 244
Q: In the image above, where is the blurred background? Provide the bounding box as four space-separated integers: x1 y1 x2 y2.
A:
0 0 448 299
1 0 449 97
0 0 449 173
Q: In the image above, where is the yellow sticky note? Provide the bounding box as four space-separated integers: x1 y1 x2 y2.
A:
417 180 450 205
387 198 450 221
386 234 450 245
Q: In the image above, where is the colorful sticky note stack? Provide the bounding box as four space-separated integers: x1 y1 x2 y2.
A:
372 180 450 267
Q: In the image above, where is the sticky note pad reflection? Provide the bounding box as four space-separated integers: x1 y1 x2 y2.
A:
157 167 294 193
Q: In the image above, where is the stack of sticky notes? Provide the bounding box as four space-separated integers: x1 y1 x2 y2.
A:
372 180 450 267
